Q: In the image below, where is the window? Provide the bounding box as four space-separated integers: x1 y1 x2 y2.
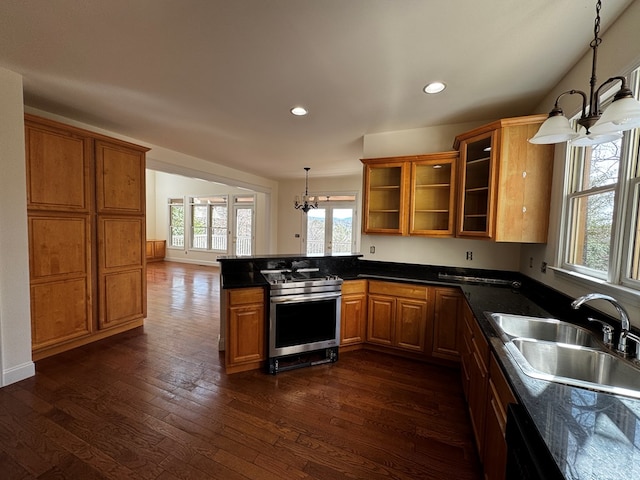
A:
303 194 357 255
168 198 184 247
190 196 228 251
561 66 640 289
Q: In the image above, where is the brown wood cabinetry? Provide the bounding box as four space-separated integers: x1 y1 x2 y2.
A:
453 115 554 242
361 159 410 235
361 152 458 237
146 240 166 262
460 301 490 457
340 279 368 349
25 114 148 360
225 287 266 374
431 287 463 361
459 301 517 480
483 354 517 480
367 281 430 354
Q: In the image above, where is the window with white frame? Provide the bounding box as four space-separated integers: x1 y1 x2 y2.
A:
190 196 228 251
168 198 185 248
561 66 640 289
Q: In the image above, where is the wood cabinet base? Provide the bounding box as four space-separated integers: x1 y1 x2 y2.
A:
32 318 143 361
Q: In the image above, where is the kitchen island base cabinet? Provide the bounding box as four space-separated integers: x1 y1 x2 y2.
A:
366 281 430 355
225 287 266 374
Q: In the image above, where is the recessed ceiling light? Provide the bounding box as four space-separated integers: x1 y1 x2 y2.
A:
423 82 446 94
290 106 308 116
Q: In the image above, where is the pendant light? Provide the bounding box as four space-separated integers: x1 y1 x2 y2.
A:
294 167 318 213
529 0 640 146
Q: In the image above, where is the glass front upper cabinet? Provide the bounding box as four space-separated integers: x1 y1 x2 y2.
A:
457 132 495 237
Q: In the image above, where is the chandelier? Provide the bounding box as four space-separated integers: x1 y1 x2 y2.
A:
294 167 318 213
529 0 640 146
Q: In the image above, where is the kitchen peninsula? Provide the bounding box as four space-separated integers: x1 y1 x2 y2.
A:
218 254 640 480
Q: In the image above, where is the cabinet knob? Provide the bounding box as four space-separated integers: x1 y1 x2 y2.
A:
522 206 527 213
522 171 527 178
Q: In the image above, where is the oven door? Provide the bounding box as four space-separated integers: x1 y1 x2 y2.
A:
269 291 341 358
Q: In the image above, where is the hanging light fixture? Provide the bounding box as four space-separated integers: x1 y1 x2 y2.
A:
529 0 640 146
294 167 318 213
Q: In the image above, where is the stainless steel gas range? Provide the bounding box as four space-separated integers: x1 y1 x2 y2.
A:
261 268 343 374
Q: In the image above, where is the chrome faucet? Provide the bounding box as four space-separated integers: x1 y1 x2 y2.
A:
571 293 635 356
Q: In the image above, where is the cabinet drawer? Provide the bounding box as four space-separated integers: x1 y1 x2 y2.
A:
368 280 427 300
342 279 367 295
228 287 264 306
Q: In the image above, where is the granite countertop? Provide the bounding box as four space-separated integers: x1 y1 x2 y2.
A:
218 258 640 479
459 284 640 480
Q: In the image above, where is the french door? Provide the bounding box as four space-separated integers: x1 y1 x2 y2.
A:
304 203 355 255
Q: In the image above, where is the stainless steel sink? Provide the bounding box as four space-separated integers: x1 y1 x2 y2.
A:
507 338 640 399
488 313 602 348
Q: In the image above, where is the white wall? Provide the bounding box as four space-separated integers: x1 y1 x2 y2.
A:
0 67 35 386
521 0 640 327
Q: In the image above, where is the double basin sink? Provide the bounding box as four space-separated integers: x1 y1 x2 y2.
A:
487 313 640 399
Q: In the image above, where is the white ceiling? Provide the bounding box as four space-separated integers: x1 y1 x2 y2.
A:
0 0 634 180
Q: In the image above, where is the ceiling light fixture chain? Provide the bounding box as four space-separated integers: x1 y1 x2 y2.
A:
529 0 640 146
294 167 318 214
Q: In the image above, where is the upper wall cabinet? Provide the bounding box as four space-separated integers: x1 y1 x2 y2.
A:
361 158 410 235
361 151 458 237
453 115 554 243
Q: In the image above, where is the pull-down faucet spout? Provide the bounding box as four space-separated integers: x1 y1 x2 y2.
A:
571 293 631 354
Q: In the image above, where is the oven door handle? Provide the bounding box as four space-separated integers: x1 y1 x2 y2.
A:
270 292 341 304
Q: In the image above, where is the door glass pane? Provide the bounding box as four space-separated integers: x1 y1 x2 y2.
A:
192 205 208 249
332 208 353 254
169 204 184 247
211 205 227 251
235 207 252 256
306 209 326 255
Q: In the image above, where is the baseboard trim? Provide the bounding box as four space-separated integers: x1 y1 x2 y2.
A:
2 360 35 387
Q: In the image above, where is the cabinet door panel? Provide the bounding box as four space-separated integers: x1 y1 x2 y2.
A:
100 269 145 328
367 296 394 345
361 160 410 235
25 123 92 212
341 294 367 345
432 288 462 360
99 217 144 270
96 140 146 214
228 304 265 364
29 215 91 280
395 299 427 352
31 279 92 349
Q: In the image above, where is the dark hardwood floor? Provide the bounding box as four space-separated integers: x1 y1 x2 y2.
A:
0 262 482 479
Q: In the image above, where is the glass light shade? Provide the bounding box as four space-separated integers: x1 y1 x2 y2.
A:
529 115 580 144
570 126 622 146
590 96 640 134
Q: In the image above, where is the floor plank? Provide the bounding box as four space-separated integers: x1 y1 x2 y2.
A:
0 261 482 479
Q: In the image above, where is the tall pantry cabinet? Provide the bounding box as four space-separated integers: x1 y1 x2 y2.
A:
25 114 149 360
